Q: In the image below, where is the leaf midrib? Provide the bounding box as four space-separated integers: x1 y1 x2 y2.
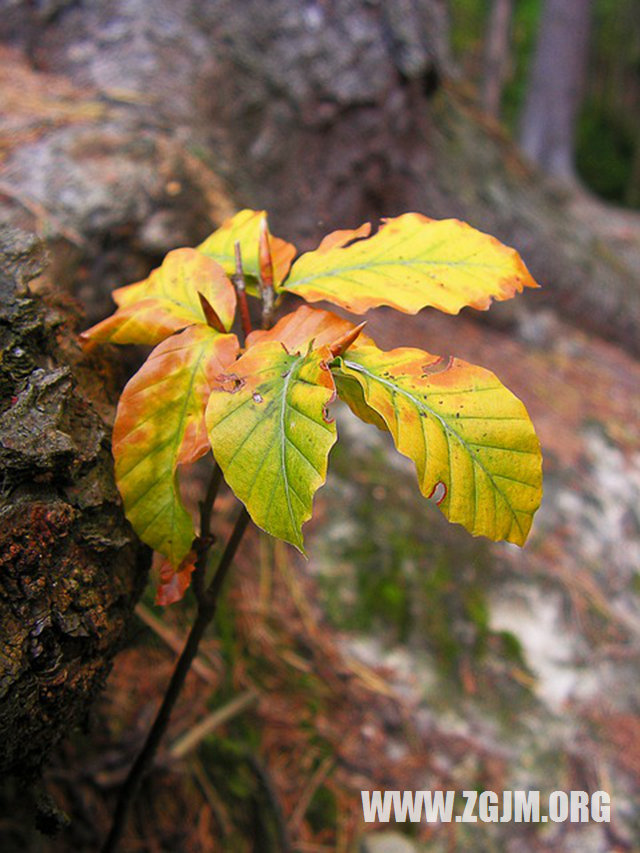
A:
286 257 511 290
341 359 533 538
279 359 299 539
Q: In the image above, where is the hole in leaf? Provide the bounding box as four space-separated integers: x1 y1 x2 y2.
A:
218 374 246 393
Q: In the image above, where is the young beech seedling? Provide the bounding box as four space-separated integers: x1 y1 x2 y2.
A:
85 209 543 851
84 209 542 604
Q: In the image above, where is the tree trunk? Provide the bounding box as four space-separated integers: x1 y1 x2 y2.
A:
0 227 149 790
481 0 513 119
519 0 592 179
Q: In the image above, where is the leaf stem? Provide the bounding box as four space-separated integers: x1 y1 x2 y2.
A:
101 503 250 853
232 241 253 342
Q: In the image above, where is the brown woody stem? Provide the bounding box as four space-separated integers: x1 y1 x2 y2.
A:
193 463 224 605
101 487 250 853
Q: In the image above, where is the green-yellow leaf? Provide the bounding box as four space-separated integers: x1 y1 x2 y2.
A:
83 249 236 345
333 344 542 545
205 341 337 550
198 208 296 287
282 213 538 315
113 326 239 566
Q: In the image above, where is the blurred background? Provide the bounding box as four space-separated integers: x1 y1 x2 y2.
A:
1 0 639 850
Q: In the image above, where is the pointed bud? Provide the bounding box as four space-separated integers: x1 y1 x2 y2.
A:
258 217 274 290
328 322 367 358
198 292 227 333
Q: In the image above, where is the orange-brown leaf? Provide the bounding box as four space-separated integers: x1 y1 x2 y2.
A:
246 304 373 354
154 550 197 606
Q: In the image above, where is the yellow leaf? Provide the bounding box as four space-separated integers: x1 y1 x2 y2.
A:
333 344 542 545
83 249 236 345
282 213 538 315
198 209 296 287
111 276 148 308
113 326 239 566
206 341 336 550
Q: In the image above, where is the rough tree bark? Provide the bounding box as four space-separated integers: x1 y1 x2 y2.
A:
519 0 593 179
0 227 149 800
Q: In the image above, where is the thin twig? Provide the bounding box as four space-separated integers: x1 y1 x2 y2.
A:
205 507 250 606
169 689 258 760
190 757 233 838
201 463 224 538
101 505 250 853
193 464 224 606
101 602 222 851
275 540 318 639
288 755 335 834
232 241 253 341
134 604 218 684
